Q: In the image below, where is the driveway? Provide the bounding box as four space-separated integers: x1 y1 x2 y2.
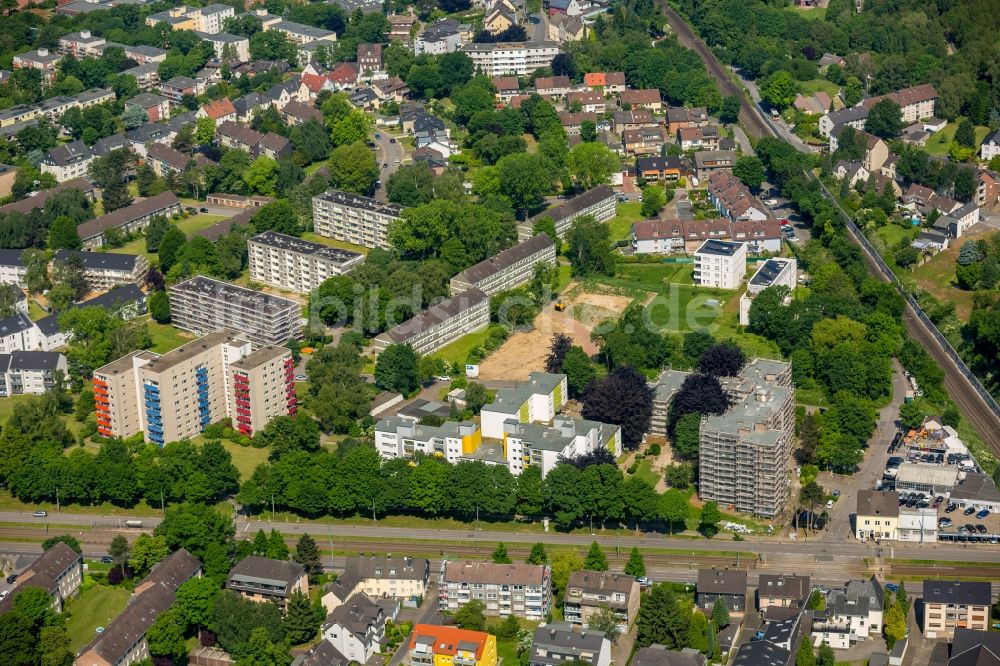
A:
388 583 442 666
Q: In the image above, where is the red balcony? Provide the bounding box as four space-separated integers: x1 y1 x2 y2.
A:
97 427 112 437
93 378 107 388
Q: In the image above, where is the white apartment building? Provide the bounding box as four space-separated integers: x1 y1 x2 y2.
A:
693 239 747 289
811 578 885 649
739 257 796 325
519 185 616 240
322 556 430 613
146 3 235 33
58 30 107 57
460 41 561 77
439 561 552 620
0 250 26 287
168 276 302 346
323 593 386 663
312 189 403 250
480 371 567 439
248 230 364 293
0 351 67 396
52 250 149 291
268 20 338 45
449 233 556 296
503 416 622 477
375 415 481 464
372 288 490 356
194 31 250 61
41 140 93 183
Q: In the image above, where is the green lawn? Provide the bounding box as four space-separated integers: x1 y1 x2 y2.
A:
176 213 226 236
608 202 642 242
65 584 132 651
631 458 660 486
785 5 826 19
107 236 154 262
146 320 195 353
301 232 370 255
798 78 840 98
27 299 48 321
924 120 992 157
875 224 918 248
431 327 493 367
554 261 572 292
221 440 270 480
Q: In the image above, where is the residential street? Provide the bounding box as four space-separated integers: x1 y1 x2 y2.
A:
373 130 405 202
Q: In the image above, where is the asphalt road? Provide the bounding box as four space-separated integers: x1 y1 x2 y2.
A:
660 1 1000 457
373 131 404 202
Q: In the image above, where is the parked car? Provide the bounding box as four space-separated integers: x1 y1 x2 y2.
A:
199 207 209 213
0 591 8 600
938 518 952 527
975 524 988 534
5 574 16 584
975 508 990 519
945 504 957 513
389 137 396 143
101 556 114 564
294 374 306 381
765 199 778 206
964 506 977 515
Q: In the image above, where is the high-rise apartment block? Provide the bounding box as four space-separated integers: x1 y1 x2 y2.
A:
312 189 403 250
698 359 794 517
169 276 301 345
248 230 364 293
93 330 295 444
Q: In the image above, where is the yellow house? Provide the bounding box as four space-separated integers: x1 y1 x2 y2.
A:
409 625 497 666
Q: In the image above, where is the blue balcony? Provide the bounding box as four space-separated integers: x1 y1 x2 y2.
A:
144 384 159 394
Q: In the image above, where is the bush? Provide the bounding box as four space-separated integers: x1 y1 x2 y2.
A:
647 443 661 456
107 567 125 585
627 462 638 474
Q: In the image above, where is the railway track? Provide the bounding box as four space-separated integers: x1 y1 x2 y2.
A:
661 2 1000 455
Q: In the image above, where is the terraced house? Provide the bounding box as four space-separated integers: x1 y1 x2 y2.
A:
77 192 181 249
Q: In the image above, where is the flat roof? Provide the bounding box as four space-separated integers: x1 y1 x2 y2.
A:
696 239 744 256
250 230 362 264
895 462 959 487
228 344 288 371
749 258 793 287
169 275 299 315
141 329 244 374
314 189 403 216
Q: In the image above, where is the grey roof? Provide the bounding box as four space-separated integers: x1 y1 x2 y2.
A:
749 258 793 288
442 560 547 586
923 580 992 606
0 249 24 267
53 249 139 272
758 574 810 601
345 555 429 583
77 191 180 241
531 622 607 664
162 75 198 90
137 330 242 374
170 275 299 315
295 640 350 666
951 630 1000 666
91 133 130 157
0 178 95 216
324 592 383 641
857 490 899 518
228 556 305 595
567 570 636 598
126 92 169 109
9 350 64 371
45 140 91 167
529 185 614 224
825 105 869 125
731 641 790 666
272 20 335 39
696 239 743 256
126 123 170 144
632 646 706 666
124 44 167 58
380 288 488 344
826 577 883 619
762 612 800 645
80 284 146 311
0 542 81 615
453 234 553 286
949 473 1000 504
697 568 747 596
0 312 35 338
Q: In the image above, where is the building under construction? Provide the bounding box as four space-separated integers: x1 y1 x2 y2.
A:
698 359 794 518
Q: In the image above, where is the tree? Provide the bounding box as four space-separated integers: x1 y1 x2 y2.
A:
158 227 187 271
386 163 435 206
236 627 292 666
250 30 297 63
799 481 825 530
146 608 188 664
636 584 691 649
48 215 81 250
567 215 616 277
145 216 170 253
545 333 573 373
454 599 486 631
720 95 741 124
41 535 81 554
155 503 235 560
817 643 835 666
697 343 745 377
284 590 321 644
733 156 765 192
898 401 923 430
843 77 864 107
293 534 323 578
698 501 721 538
883 598 905 647
329 141 379 195
374 344 421 394
175 576 220 632
129 533 169 578
895 581 908 613
583 541 608 571
196 116 216 146
244 155 280 196
711 598 730 629
567 142 620 190
657 489 689 533
668 373 728 438
464 382 490 415
89 149 135 212
527 543 548 565
267 528 289 560
761 70 797 110
549 549 583 598
865 99 903 140
108 534 130 578
582 366 652 450
562 346 596 398
492 542 512 563
148 290 170 324
623 547 645 577
588 605 621 642
640 185 666 218
39 625 73 666
795 638 816 666
496 152 550 218
954 118 976 148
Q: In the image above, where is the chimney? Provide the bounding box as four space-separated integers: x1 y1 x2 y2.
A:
81 30 91 39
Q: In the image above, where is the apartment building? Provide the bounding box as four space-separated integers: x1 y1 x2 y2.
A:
519 185 616 240
75 549 202 666
146 3 235 33
58 30 107 57
693 239 747 289
529 623 611 666
757 573 810 613
312 189 404 250
738 257 796 325
409 625 497 666
195 31 250 61
12 49 60 84
449 234 556 296
169 276 301 345
78 191 182 249
216 121 292 160
94 330 295 443
502 416 622 477
563 571 640 633
696 568 747 616
322 593 387 663
0 351 67 396
855 490 899 541
227 556 308 610
52 250 149 290
0 89 114 129
322 555 430 612
621 89 663 111
41 140 93 182
439 561 551 620
375 416 481 464
698 359 794 518
226 344 297 436
372 288 490 356
459 41 561 77
0 249 27 287
811 577 884 649
922 580 992 639
248 231 364 293
480 371 568 438
693 151 737 180
861 83 938 123
0 542 81 615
